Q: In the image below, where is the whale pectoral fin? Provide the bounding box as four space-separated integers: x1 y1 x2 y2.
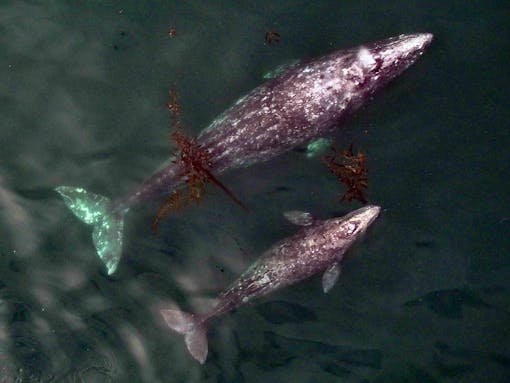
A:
322 262 341 293
306 138 332 158
283 211 314 226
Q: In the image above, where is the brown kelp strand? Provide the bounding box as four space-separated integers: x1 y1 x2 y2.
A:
152 116 247 232
323 143 368 204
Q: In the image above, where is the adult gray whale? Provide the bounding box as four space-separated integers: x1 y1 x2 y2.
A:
161 205 381 364
56 33 432 274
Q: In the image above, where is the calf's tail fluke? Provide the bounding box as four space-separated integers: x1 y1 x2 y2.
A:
55 186 127 275
161 309 208 364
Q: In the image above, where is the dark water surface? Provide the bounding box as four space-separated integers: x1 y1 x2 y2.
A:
1 1 509 382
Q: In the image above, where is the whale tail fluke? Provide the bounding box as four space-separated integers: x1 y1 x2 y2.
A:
161 309 208 364
55 186 127 275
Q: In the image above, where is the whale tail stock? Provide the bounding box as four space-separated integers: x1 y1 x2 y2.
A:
160 309 208 364
55 186 127 275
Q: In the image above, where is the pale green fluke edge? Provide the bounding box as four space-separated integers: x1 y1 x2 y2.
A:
306 138 332 158
55 186 127 275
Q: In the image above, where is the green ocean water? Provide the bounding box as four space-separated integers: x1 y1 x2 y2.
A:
0 1 508 382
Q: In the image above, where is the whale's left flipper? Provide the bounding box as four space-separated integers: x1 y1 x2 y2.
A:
55 186 127 275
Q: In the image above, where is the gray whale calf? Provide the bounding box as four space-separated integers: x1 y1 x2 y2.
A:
161 205 381 364
56 34 432 274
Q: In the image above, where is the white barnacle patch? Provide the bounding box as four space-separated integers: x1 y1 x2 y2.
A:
357 47 376 69
323 77 341 92
258 274 270 285
346 222 357 235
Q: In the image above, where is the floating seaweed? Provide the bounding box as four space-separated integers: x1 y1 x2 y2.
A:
166 84 181 130
323 143 368 204
264 31 280 44
151 190 183 232
152 90 248 232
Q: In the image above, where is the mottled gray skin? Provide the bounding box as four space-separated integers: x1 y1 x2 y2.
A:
160 206 380 363
114 33 432 212
199 205 380 324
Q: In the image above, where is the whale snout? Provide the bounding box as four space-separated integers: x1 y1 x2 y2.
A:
355 205 381 228
379 32 433 63
352 32 433 87
397 33 434 54
335 205 381 237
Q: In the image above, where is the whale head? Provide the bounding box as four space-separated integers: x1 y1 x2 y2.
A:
358 33 434 87
323 33 434 109
306 205 381 257
334 205 381 238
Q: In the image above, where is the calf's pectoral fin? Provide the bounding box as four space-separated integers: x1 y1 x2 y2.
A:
322 262 341 293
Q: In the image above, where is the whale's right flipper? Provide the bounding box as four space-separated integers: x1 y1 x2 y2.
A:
55 186 127 275
322 262 341 293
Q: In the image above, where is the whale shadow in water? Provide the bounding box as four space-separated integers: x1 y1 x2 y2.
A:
237 330 382 379
404 286 505 319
